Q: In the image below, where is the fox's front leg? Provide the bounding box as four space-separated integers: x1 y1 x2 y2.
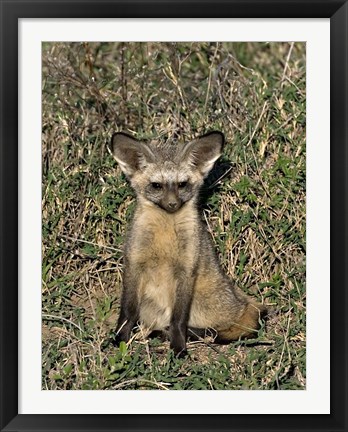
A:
114 270 140 346
169 269 194 357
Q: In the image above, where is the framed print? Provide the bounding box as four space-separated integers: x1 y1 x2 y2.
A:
0 1 347 431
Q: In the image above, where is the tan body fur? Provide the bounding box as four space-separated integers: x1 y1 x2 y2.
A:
129 199 198 331
128 198 262 339
112 131 266 356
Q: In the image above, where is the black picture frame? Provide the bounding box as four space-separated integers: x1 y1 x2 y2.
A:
1 1 347 431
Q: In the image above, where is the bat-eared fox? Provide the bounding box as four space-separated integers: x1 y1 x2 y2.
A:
111 131 267 357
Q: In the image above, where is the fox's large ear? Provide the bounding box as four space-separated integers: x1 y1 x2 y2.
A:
111 132 155 177
182 131 224 177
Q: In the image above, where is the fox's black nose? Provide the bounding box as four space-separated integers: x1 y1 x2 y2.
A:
168 202 178 209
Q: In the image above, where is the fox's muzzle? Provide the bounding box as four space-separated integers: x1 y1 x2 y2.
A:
161 189 182 213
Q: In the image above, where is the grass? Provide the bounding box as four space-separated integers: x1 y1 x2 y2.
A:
42 42 306 390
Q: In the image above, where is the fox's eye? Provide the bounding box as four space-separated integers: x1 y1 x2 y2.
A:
178 181 188 189
151 182 163 190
